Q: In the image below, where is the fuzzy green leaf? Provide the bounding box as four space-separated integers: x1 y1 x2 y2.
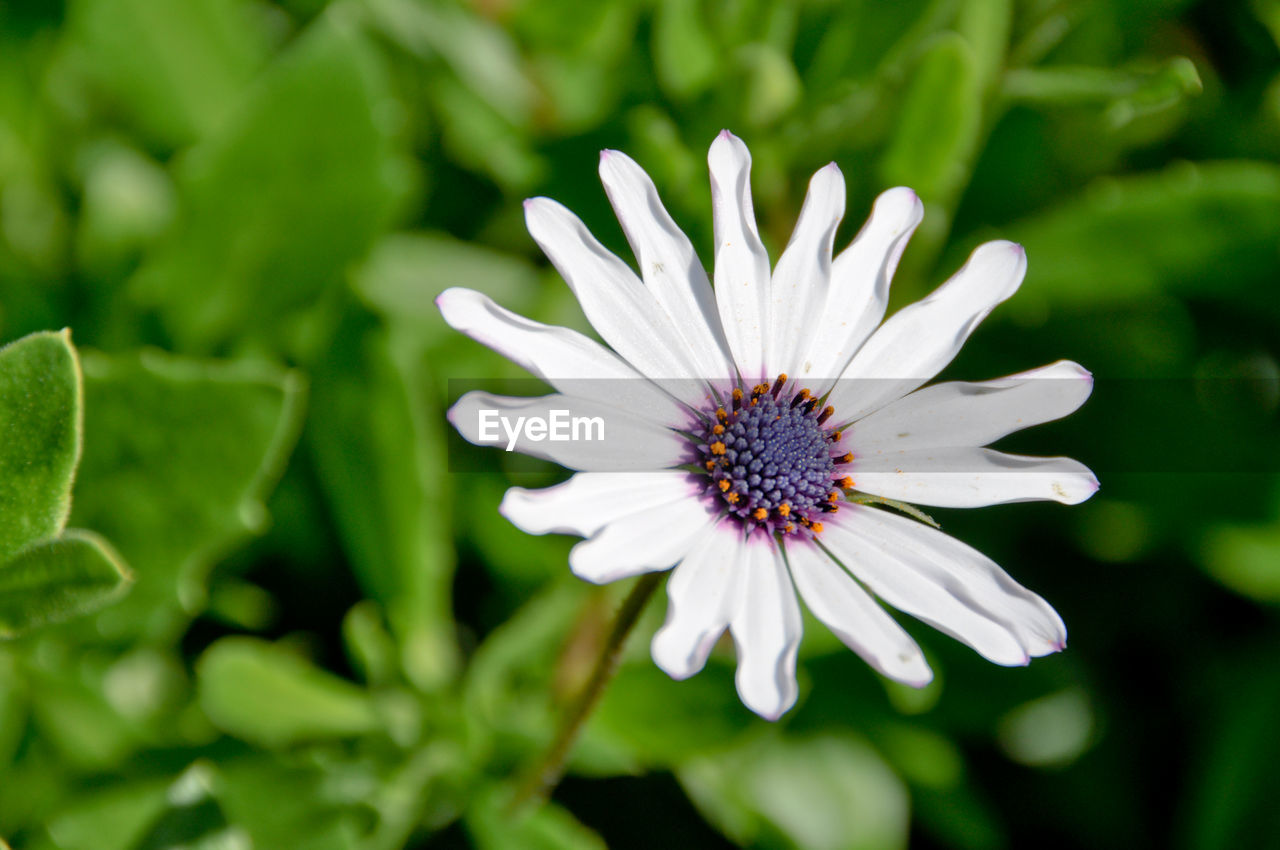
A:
0 530 131 638
0 330 81 561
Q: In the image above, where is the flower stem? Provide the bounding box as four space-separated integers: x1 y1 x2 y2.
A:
509 571 664 812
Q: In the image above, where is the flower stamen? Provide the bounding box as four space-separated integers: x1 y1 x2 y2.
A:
692 375 849 539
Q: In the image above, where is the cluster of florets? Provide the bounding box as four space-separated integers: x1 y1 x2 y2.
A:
693 375 854 538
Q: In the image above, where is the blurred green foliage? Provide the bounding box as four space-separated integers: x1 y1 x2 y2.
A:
0 0 1278 848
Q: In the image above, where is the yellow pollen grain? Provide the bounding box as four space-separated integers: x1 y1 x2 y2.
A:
712 424 725 435
753 508 768 520
711 441 726 455
778 503 790 517
718 479 731 492
726 492 739 504
811 522 824 534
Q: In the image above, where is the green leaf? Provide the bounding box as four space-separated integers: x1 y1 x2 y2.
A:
678 731 910 850
586 661 754 768
351 231 542 331
74 141 176 281
69 349 304 641
130 763 236 850
41 776 170 850
308 323 459 691
1002 58 1202 120
1185 655 1280 849
362 0 537 127
0 330 81 561
68 0 271 148
427 75 546 192
0 530 131 638
1202 518 1280 603
25 662 142 770
129 15 405 352
990 161 1280 312
462 580 592 763
342 600 400 687
956 0 1012 94
196 637 380 748
736 43 802 128
880 32 983 204
995 687 1096 768
465 784 606 850
215 757 363 850
652 0 720 101
0 652 26 767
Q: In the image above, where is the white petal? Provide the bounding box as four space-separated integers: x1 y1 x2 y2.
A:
598 150 735 383
709 130 772 382
524 197 709 405
822 507 1066 665
850 360 1094 453
767 163 845 377
651 520 743 679
568 497 716 584
448 391 686 470
851 449 1100 507
437 287 688 427
827 240 1027 423
785 541 932 686
729 537 802 720
500 471 699 537
798 187 923 389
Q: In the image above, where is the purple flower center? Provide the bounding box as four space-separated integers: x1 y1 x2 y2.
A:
693 378 852 537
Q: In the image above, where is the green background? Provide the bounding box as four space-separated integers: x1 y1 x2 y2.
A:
1 0 1279 847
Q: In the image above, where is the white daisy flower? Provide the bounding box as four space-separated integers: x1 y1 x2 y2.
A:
439 131 1098 721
